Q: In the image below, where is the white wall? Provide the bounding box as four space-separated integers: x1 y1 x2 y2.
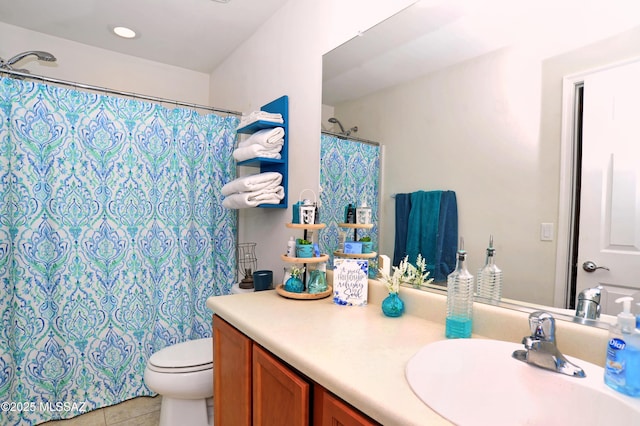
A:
209 0 414 283
0 22 211 105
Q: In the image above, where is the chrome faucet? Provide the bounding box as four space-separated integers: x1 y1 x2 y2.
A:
512 311 586 378
575 286 602 320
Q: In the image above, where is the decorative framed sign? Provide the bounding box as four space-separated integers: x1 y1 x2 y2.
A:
333 259 368 306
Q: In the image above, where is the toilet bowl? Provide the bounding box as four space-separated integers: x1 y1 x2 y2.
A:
144 337 213 426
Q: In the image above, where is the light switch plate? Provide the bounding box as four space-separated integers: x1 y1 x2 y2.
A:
540 223 554 241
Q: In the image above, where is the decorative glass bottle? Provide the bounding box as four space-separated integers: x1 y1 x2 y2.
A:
446 238 474 338
476 235 502 302
307 263 328 294
382 292 405 317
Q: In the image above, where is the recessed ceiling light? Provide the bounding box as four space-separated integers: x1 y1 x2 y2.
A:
211 0 231 3
113 26 137 39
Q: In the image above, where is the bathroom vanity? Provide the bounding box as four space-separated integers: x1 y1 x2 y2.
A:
213 314 379 425
206 278 610 425
207 286 452 425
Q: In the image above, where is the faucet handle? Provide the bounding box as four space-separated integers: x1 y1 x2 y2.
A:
578 286 602 303
528 311 556 342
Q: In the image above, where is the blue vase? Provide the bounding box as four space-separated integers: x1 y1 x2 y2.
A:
382 292 405 317
284 276 304 293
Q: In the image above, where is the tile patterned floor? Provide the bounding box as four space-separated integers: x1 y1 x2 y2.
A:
41 396 161 426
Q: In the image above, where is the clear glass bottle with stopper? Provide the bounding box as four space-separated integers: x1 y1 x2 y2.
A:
446 237 474 339
476 235 502 301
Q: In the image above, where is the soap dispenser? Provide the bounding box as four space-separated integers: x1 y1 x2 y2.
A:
604 296 640 396
445 238 474 339
627 325 640 397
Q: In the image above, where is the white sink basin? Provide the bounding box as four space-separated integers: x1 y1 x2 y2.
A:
406 339 640 425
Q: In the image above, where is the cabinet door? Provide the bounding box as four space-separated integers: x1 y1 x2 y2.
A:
314 384 379 426
253 344 309 426
213 315 252 426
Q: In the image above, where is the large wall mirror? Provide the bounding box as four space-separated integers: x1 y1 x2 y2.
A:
322 0 640 323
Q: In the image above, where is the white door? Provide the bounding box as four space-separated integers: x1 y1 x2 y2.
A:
578 60 640 315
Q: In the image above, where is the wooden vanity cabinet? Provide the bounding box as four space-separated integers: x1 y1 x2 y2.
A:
213 314 252 426
213 315 378 426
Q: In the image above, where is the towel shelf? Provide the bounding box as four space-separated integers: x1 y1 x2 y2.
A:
237 120 284 135
235 96 289 208
236 157 285 167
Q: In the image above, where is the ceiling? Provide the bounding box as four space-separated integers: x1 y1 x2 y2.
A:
323 0 640 105
0 0 290 73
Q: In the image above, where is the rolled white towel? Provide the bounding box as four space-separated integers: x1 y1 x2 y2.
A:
233 142 283 162
238 111 283 129
221 172 282 196
222 186 285 209
238 127 285 148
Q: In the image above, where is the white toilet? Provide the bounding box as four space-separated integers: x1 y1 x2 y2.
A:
144 337 214 426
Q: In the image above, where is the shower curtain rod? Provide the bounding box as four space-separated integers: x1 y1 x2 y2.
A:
0 68 242 116
321 130 380 147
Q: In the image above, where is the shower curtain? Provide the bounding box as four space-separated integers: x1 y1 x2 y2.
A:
0 76 238 424
319 133 379 269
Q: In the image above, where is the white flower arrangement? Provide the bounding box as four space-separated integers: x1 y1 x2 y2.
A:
378 254 433 293
289 265 305 279
412 254 433 289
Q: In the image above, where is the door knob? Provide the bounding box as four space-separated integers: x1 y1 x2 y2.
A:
582 261 610 273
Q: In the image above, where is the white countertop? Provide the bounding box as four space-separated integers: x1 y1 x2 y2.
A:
206 288 457 425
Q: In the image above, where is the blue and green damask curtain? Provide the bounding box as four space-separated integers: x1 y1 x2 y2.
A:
319 133 379 267
0 76 238 424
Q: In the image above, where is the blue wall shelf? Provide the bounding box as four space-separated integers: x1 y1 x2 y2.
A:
236 95 289 208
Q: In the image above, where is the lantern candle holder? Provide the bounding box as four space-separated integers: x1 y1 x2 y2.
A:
238 242 257 289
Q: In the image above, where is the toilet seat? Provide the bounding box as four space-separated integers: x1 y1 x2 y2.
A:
148 337 213 374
